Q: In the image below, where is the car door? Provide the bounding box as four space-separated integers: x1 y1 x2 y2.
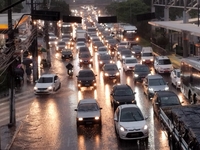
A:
114 107 120 132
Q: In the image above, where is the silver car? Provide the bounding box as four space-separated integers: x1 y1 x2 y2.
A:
74 99 102 127
143 74 169 100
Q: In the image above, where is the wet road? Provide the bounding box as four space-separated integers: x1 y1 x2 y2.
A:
10 45 189 150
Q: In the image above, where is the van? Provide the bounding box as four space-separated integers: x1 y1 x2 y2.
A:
141 47 154 64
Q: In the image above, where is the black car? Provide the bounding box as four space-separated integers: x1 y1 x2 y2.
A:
134 64 151 83
152 91 182 118
61 49 73 60
102 64 120 82
79 52 93 67
98 54 113 69
110 84 136 110
76 69 97 90
78 46 90 57
131 45 142 58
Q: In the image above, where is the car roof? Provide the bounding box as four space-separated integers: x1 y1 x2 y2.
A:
155 91 178 97
79 98 97 104
40 74 56 77
156 56 170 60
146 74 163 79
135 64 148 68
119 104 138 109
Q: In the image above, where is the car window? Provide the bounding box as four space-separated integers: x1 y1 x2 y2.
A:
120 107 144 122
149 78 166 86
114 89 133 96
160 96 180 106
135 66 149 72
78 103 98 111
79 71 94 77
104 65 118 71
158 59 171 65
38 77 53 83
142 53 153 56
176 71 180 77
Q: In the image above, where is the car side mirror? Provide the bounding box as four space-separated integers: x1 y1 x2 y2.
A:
74 109 77 111
114 117 118 122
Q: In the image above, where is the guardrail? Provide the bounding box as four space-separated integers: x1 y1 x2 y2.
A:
151 42 170 56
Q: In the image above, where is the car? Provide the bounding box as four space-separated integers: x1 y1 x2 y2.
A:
76 69 97 90
79 52 93 67
114 104 149 141
107 39 118 50
61 49 73 60
122 57 139 72
116 47 130 58
92 41 104 52
55 40 66 52
154 56 173 73
78 46 90 57
119 49 134 61
76 41 86 50
102 64 120 82
131 45 142 58
34 74 61 94
170 69 181 89
134 64 151 83
98 54 113 69
75 98 102 127
97 46 109 56
117 41 129 48
152 91 182 118
141 47 154 64
110 84 136 110
143 74 169 100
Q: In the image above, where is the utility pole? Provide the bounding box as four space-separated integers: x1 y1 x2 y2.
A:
31 0 39 82
8 0 16 127
43 0 51 67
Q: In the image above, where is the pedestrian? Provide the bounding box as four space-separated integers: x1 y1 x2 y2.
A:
26 66 32 81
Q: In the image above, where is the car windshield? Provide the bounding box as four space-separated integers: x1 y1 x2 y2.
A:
100 55 111 60
126 59 137 63
160 96 180 106
58 42 65 45
158 59 171 65
142 53 153 56
120 107 144 122
114 89 133 96
133 46 142 50
80 53 90 58
38 77 53 83
79 71 94 77
78 103 98 111
122 51 132 55
104 65 118 71
149 78 166 86
135 66 149 72
77 43 85 46
98 48 107 52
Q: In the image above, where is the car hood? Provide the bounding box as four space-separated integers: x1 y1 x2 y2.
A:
158 64 173 69
113 95 135 101
120 120 146 130
35 83 53 88
149 85 168 92
77 111 100 118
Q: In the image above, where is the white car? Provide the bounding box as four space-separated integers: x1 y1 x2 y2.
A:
114 104 149 141
75 99 102 127
34 74 61 94
141 47 154 64
170 69 181 89
122 57 139 72
154 56 173 73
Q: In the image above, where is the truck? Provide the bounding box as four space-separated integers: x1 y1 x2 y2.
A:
158 105 200 150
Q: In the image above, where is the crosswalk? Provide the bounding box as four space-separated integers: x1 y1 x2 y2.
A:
0 88 35 126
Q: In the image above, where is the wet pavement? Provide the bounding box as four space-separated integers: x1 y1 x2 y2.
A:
0 52 182 150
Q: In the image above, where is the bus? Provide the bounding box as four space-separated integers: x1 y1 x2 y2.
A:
116 23 139 46
180 56 200 104
61 23 73 35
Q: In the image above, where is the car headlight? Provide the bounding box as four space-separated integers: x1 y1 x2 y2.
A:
90 58 93 62
116 72 120 76
80 59 83 62
110 60 113 63
132 51 135 54
48 42 50 44
134 74 139 77
55 41 57 44
120 125 127 132
100 61 103 64
78 118 83 121
178 81 181 84
122 55 125 59
150 59 153 61
143 125 148 130
95 117 99 120
34 86 37 90
142 59 145 61
48 86 53 90
149 87 154 92
105 73 109 76
165 86 169 91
